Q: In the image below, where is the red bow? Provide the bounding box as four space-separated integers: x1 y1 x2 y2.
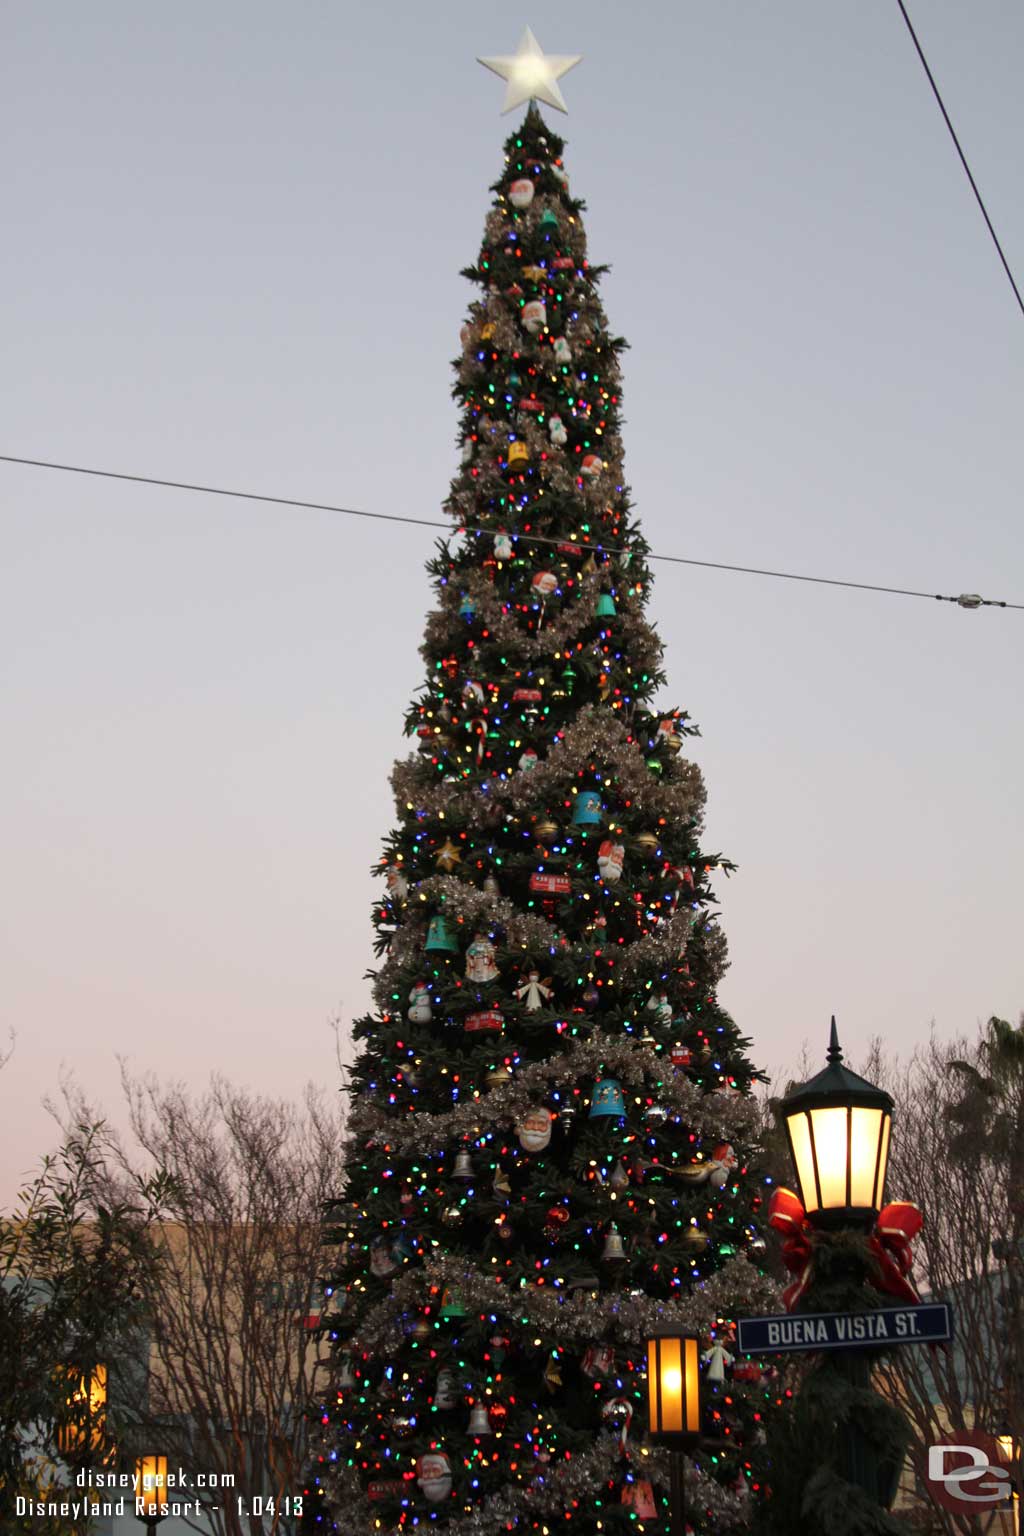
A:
768 1188 923 1312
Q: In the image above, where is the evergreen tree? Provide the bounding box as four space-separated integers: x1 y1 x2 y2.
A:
307 106 779 1536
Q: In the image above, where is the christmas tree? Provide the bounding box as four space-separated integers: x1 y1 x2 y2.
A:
308 69 779 1536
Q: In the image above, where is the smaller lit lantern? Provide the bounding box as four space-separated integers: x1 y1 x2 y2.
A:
646 1326 702 1446
56 1364 108 1456
780 1017 893 1228
133 1455 169 1529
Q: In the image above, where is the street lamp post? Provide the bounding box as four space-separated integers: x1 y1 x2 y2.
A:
644 1326 702 1536
776 1018 904 1509
132 1454 169 1536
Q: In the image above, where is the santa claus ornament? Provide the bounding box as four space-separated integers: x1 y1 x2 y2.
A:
597 839 625 883
521 299 547 335
517 1107 553 1151
508 177 534 209
416 1452 452 1504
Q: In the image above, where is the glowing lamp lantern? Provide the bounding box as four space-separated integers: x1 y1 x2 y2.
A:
572 790 603 827
425 914 458 952
780 1017 893 1229
56 1363 108 1455
133 1455 169 1531
595 592 617 619
646 1326 702 1536
589 1078 626 1118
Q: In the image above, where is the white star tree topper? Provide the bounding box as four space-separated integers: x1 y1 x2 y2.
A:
478 26 582 115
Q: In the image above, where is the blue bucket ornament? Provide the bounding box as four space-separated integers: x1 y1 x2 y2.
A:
572 790 604 827
589 1077 626 1117
426 914 458 952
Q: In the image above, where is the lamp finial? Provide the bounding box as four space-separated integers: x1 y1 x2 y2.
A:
827 1016 843 1063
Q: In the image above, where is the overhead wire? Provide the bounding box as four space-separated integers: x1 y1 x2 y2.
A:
894 0 1024 323
2 453 1018 611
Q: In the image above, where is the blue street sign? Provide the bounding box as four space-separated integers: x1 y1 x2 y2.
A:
736 1302 952 1356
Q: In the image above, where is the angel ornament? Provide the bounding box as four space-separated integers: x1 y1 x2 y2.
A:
701 1342 734 1383
515 970 552 1012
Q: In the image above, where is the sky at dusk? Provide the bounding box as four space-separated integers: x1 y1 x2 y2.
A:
2 1 1022 1205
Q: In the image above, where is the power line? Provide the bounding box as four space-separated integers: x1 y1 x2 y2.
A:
1 451 1018 611
895 0 1024 323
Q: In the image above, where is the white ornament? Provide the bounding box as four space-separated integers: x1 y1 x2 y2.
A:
461 437 475 464
465 932 499 983
515 970 553 1011
701 1343 734 1383
494 530 513 561
548 414 568 446
508 177 535 209
552 337 572 365
477 26 582 116
407 982 432 1024
434 1370 458 1410
521 299 547 335
518 1107 553 1151
597 839 625 884
646 992 673 1027
416 1452 452 1503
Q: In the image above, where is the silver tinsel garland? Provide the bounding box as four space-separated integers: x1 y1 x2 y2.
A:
314 1383 754 1536
344 1249 779 1358
345 1025 755 1155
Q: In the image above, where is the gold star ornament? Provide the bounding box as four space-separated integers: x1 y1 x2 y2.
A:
478 27 582 115
435 839 463 872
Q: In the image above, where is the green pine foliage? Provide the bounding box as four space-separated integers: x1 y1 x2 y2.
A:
306 106 777 1536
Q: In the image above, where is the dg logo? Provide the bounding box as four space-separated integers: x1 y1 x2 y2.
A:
924 1431 1019 1520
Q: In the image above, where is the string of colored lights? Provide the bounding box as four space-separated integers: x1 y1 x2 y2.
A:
2 453 1019 612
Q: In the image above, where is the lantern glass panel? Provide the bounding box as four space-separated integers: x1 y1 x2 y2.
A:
683 1336 699 1433
808 1106 849 1208
787 1110 817 1213
849 1107 884 1207
874 1113 891 1209
135 1456 169 1515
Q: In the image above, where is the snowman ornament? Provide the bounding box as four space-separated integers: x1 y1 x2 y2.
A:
548 414 568 447
515 970 553 1012
407 982 432 1024
494 530 514 562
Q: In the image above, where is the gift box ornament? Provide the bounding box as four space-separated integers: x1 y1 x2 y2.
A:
589 1077 626 1117
621 1479 657 1520
572 790 603 826
426 914 458 951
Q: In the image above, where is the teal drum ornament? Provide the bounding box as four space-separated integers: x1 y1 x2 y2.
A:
425 914 459 952
590 1078 626 1117
595 592 617 619
572 790 603 827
